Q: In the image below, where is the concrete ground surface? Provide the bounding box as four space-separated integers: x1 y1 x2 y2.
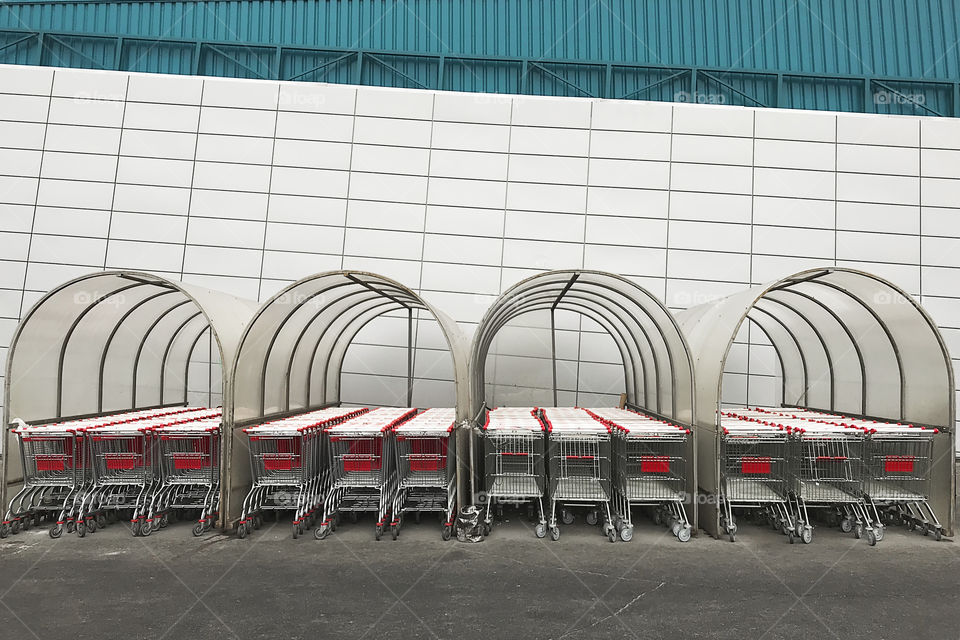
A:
0 509 957 640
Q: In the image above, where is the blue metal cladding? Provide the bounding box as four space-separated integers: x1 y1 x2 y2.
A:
1 0 958 116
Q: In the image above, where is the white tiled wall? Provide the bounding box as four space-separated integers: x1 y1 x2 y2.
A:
1 65 959 430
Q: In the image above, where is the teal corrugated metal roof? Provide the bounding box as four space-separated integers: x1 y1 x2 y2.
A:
1 0 958 115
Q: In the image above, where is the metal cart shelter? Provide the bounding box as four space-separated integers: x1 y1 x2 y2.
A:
676 267 956 539
229 271 469 531
1 271 258 530
468 270 697 530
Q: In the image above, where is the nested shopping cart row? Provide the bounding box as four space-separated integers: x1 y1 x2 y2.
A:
238 407 457 541
718 407 944 545
481 406 692 543
3 406 222 539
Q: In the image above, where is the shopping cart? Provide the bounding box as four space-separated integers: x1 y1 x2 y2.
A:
239 407 367 539
1 406 213 539
718 412 795 542
730 409 878 545
390 408 456 541
4 421 84 539
542 407 616 542
757 408 945 541
315 408 416 541
587 408 692 542
154 416 222 537
849 420 942 540
480 407 547 538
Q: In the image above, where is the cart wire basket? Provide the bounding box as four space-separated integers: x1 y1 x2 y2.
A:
390 407 457 541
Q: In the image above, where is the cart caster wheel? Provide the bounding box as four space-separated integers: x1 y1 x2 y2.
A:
0 523 8 539
292 524 299 540
315 524 330 540
935 528 943 541
158 514 168 529
534 523 546 539
237 523 247 539
867 529 877 546
788 529 795 544
253 515 262 530
21 517 30 532
375 525 383 541
839 518 853 534
874 525 884 542
906 519 916 531
923 525 931 537
49 524 63 539
550 527 560 541
854 523 863 539
671 521 681 537
481 523 492 537
391 524 399 540
586 511 599 526
97 514 107 529
11 520 20 535
620 526 634 542
66 521 76 534
141 521 152 537
87 518 97 533
727 523 737 543
129 521 140 536
801 527 813 544
561 510 574 526
677 525 692 543
441 525 452 541
192 523 204 537
607 529 617 543
76 522 86 538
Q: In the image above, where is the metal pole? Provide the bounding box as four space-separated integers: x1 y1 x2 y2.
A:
550 309 558 407
407 308 414 407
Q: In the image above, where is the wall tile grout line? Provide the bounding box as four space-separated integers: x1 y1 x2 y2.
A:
16 69 54 319
178 79 205 280
102 74 132 271
338 88 360 270
254 84 283 302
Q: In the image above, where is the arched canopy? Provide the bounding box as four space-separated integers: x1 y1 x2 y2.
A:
2 270 258 517
469 270 696 426
676 267 954 430
4 270 258 424
232 271 470 426
676 266 955 536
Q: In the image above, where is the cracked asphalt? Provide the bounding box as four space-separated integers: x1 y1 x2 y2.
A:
1 506 958 640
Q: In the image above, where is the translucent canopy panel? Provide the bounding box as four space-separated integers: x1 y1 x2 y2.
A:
5 271 258 424
469 270 696 427
232 271 470 425
678 267 953 430
676 267 955 536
